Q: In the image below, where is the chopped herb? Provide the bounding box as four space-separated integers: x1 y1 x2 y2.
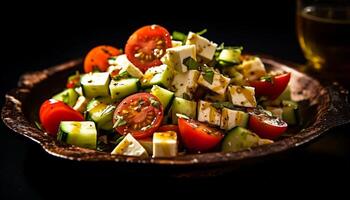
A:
108 57 117 63
211 102 236 110
202 69 214 84
99 105 116 117
172 31 187 44
113 70 130 80
150 97 160 109
183 57 200 70
34 121 42 130
113 115 127 128
260 75 273 83
114 135 125 146
196 29 207 36
183 93 191 100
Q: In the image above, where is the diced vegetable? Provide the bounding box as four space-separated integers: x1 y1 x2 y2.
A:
150 85 174 111
53 88 79 107
141 64 173 88
109 78 140 101
57 121 97 149
80 72 110 98
111 134 149 158
228 85 257 107
171 97 197 124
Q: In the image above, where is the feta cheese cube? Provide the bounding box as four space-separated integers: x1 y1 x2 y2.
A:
108 54 143 78
171 40 183 47
185 32 218 60
164 45 196 72
240 57 266 81
171 70 200 99
197 100 221 126
228 85 257 107
220 108 249 130
152 131 178 158
111 134 148 158
197 70 231 95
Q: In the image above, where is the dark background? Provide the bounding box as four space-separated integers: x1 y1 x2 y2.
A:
1 1 349 198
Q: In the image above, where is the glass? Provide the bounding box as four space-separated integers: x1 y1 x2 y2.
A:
296 0 350 87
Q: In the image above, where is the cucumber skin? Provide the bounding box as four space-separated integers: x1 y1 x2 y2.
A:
171 97 197 124
57 121 97 149
52 88 79 107
150 85 175 111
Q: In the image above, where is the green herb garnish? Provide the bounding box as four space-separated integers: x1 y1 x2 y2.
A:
172 31 187 44
260 75 273 83
113 115 127 128
113 70 130 80
211 102 236 110
183 57 200 70
196 29 207 36
34 121 42 130
203 69 214 84
150 97 160 109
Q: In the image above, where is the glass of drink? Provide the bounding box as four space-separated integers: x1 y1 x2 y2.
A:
296 0 350 87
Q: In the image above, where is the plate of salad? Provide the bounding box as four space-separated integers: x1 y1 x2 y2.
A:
2 25 350 168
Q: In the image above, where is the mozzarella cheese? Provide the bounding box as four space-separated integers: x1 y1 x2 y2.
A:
185 32 218 60
111 134 148 158
220 108 248 130
164 45 196 72
197 70 231 95
197 100 221 126
152 131 178 158
171 70 200 99
240 57 266 81
228 85 257 107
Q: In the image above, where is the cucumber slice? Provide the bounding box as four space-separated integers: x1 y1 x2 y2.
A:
221 127 273 152
109 78 140 101
218 48 242 64
282 100 299 125
171 97 197 124
141 64 173 89
150 85 174 111
86 100 115 131
52 88 78 107
57 121 97 149
80 72 110 98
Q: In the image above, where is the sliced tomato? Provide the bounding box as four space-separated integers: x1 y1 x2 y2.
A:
113 93 163 139
248 108 287 139
157 124 179 134
125 25 172 72
39 99 84 136
84 45 121 73
178 117 224 153
250 72 291 100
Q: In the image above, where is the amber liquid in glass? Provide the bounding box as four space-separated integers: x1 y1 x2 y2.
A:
297 5 350 80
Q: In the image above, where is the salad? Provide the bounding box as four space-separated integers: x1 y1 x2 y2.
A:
38 25 299 158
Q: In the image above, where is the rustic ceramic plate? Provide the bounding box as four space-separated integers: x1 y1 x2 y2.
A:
2 55 350 176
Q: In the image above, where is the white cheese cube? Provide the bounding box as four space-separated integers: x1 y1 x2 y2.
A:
152 131 178 158
220 108 249 130
185 32 218 60
228 85 257 107
73 96 89 113
240 57 266 81
108 54 143 78
197 71 231 95
111 134 148 158
197 100 221 126
171 70 200 99
171 40 183 47
164 45 196 72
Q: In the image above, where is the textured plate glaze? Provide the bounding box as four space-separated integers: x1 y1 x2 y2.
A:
2 56 350 169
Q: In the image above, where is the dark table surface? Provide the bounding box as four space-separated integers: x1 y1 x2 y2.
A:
1 1 349 198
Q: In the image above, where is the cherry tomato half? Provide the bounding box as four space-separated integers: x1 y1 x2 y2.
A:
125 25 172 72
113 93 164 139
39 99 84 136
248 109 288 139
178 117 224 153
84 45 121 73
250 72 291 100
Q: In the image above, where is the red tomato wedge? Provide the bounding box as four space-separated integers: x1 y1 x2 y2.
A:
39 99 84 136
113 93 164 139
250 72 291 100
248 109 288 139
84 45 121 73
125 25 172 72
178 117 224 153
